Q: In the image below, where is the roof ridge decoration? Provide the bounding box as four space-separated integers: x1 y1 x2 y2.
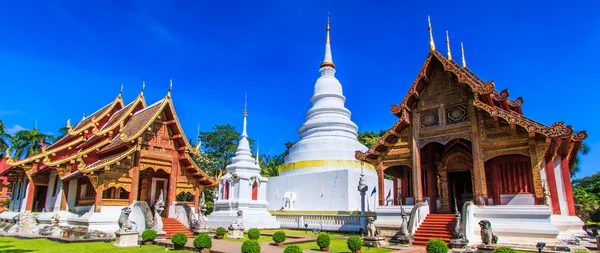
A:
45 138 111 167
446 30 452 61
94 93 146 137
67 91 124 136
80 144 139 173
428 16 435 52
185 152 217 186
461 42 466 68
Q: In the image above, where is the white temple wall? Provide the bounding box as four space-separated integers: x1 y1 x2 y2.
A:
44 171 63 213
66 178 78 213
8 178 28 213
553 155 569 216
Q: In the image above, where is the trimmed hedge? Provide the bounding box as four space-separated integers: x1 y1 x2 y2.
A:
142 229 157 242
284 245 303 253
193 233 212 249
317 233 330 248
426 239 448 253
347 236 362 251
171 232 188 248
215 227 227 236
494 247 517 253
248 228 261 240
241 240 261 253
272 231 286 243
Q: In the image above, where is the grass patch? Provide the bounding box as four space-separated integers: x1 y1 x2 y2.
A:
294 239 393 253
0 237 194 252
222 233 272 243
262 229 349 237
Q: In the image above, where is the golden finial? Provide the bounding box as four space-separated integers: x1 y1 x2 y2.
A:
5 148 10 159
141 81 146 95
168 79 173 96
82 110 86 119
326 14 331 45
446 30 452 61
461 42 467 68
243 92 248 117
195 122 201 152
428 16 435 52
119 84 123 97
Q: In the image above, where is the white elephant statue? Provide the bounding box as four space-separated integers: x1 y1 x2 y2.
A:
283 191 297 210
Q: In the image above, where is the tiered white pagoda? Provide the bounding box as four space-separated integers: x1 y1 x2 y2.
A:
266 19 392 214
207 101 280 229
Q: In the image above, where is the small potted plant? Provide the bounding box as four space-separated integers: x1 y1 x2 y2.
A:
317 233 330 251
248 228 261 240
272 230 286 246
142 229 157 245
284 245 303 253
426 239 448 253
241 240 261 253
193 233 212 253
347 236 362 253
171 232 188 250
215 227 226 239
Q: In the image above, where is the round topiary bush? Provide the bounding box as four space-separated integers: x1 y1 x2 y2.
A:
272 231 286 244
215 227 227 238
494 247 517 253
248 228 261 240
284 245 303 253
347 236 362 252
241 240 261 253
426 239 448 253
142 229 157 242
317 233 331 250
193 233 212 250
171 232 188 249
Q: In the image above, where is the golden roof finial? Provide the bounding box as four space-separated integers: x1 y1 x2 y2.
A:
5 148 10 159
428 16 435 52
461 42 467 68
446 30 452 61
119 84 124 97
141 81 146 95
168 79 173 97
243 92 248 117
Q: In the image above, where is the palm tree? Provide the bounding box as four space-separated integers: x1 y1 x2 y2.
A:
10 128 54 159
0 120 10 158
57 126 69 139
260 154 284 177
571 142 590 177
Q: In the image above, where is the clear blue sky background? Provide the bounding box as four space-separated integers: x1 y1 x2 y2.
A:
0 1 598 178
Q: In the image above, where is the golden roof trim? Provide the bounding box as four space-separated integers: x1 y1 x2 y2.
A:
184 152 216 186
45 138 111 167
67 95 124 136
80 144 138 173
94 94 145 137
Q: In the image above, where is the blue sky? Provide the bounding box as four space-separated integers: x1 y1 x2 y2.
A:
0 1 598 178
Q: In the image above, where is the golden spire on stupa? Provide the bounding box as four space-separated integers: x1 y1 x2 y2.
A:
320 14 335 69
446 30 452 61
428 16 435 52
461 42 467 68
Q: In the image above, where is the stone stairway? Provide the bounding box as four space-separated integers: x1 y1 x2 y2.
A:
162 218 193 238
412 214 455 247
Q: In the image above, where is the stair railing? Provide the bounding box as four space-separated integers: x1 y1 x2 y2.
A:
461 201 475 244
408 201 430 235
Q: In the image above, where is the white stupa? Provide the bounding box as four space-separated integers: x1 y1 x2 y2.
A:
266 19 392 212
207 98 280 229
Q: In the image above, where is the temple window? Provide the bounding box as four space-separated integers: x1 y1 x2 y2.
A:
102 187 129 200
252 181 259 200
77 178 96 205
51 175 59 197
224 181 229 200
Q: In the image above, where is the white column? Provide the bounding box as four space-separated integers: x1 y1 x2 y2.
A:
553 155 568 216
67 179 79 211
20 180 31 213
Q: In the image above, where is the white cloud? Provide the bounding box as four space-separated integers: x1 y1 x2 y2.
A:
6 125 26 135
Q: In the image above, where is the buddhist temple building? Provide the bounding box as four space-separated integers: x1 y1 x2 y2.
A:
0 84 216 234
355 18 588 245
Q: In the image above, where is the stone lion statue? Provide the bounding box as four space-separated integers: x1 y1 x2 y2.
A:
229 210 244 230
478 220 498 245
118 207 137 232
366 217 377 237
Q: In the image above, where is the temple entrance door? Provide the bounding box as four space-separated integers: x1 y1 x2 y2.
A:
448 171 473 213
151 178 168 208
33 186 48 212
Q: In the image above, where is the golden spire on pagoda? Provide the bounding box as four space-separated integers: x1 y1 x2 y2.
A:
141 81 146 95
119 84 123 97
461 42 467 68
326 13 331 44
320 14 335 68
168 79 173 97
446 30 452 61
428 16 435 52
243 92 248 117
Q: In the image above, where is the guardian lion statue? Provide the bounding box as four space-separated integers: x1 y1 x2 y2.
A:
118 207 137 232
366 217 378 237
478 220 498 245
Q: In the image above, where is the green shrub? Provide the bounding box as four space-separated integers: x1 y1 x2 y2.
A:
241 240 261 253
317 233 330 248
248 228 261 240
494 247 517 253
171 232 188 247
347 236 362 251
193 233 212 249
272 231 286 243
283 245 303 253
426 239 448 253
215 227 227 236
141 229 157 242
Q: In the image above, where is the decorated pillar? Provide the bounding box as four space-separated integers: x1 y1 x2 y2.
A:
468 102 487 205
560 157 576 216
94 184 104 212
528 134 545 204
129 165 140 203
60 180 69 211
393 176 398 205
194 187 201 214
169 150 179 206
438 171 450 213
544 155 561 214
410 111 423 202
377 163 385 206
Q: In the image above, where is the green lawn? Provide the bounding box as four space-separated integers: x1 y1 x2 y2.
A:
0 237 193 253
293 239 393 253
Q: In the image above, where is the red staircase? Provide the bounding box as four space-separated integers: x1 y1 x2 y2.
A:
162 218 193 238
412 214 455 247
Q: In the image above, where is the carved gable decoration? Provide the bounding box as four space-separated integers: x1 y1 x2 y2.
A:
421 109 440 128
446 105 468 125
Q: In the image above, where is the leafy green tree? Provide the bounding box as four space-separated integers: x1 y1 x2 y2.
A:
282 141 295 158
10 128 54 158
260 154 284 177
357 130 387 148
0 120 10 158
573 172 600 221
571 142 590 177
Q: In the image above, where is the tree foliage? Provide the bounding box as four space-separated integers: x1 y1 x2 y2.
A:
571 142 590 177
10 128 54 159
573 172 600 221
0 120 10 158
357 130 387 149
260 153 284 177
